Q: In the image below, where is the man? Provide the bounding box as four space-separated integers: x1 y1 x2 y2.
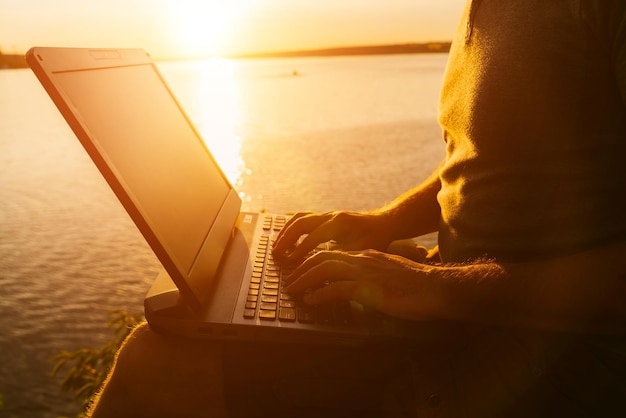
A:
88 0 626 416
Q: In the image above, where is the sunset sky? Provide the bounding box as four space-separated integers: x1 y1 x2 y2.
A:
0 0 465 59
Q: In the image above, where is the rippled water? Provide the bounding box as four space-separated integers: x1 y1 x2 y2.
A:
0 53 446 417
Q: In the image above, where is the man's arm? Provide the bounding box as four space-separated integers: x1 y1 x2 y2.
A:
474 241 626 333
375 159 443 240
273 160 443 260
286 240 626 334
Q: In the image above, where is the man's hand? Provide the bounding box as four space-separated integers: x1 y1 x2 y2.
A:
283 241 626 334
284 249 439 321
272 211 394 262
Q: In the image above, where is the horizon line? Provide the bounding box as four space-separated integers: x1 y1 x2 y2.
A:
1 41 452 68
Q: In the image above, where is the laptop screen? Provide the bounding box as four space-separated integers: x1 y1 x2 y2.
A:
52 62 232 278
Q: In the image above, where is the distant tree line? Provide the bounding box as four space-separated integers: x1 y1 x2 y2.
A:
0 42 453 68
0 50 27 69
229 42 452 59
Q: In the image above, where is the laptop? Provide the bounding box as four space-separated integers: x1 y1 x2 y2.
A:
26 46 414 345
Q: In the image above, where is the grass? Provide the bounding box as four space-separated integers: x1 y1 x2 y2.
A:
51 310 143 415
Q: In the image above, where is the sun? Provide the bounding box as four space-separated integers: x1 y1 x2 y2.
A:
166 0 256 58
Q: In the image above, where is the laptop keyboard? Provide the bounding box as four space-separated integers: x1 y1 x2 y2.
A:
243 214 353 326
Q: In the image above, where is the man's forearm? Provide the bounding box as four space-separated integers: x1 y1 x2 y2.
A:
432 241 626 334
376 160 443 240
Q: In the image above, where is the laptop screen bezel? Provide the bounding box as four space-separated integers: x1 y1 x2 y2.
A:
26 47 242 311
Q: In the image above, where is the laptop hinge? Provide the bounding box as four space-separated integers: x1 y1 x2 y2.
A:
144 269 193 318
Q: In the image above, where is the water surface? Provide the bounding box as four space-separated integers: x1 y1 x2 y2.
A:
0 53 447 417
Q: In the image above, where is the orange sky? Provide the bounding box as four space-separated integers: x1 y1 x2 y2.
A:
0 0 465 59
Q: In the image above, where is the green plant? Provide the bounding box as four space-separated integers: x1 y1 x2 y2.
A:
52 309 144 413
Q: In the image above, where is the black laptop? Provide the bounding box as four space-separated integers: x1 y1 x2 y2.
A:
27 46 413 345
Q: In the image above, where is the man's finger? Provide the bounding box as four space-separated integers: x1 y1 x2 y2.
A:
274 211 310 242
303 281 359 305
284 220 343 261
272 212 329 256
285 254 358 293
303 281 385 310
284 250 352 283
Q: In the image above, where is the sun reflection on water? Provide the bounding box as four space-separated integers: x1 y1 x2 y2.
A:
182 58 247 191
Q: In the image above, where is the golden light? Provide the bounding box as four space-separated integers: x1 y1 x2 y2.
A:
165 0 257 58
174 58 246 186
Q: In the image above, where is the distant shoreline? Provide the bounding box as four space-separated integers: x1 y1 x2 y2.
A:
228 42 451 59
0 53 27 69
0 42 451 69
